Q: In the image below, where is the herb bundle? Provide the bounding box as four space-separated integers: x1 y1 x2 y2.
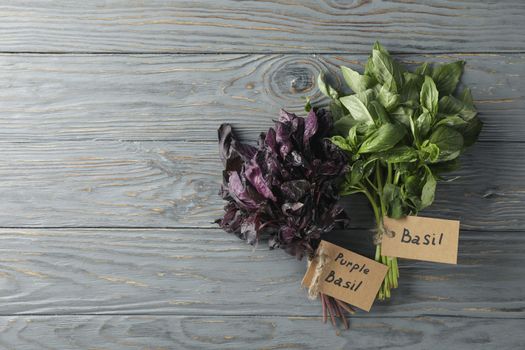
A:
217 109 360 328
216 109 350 259
215 42 482 329
318 42 482 299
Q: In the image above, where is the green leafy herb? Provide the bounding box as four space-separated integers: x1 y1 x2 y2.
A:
420 76 439 116
315 42 482 300
341 65 374 93
358 123 406 153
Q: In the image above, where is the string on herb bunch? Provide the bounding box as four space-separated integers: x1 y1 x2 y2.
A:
317 42 482 299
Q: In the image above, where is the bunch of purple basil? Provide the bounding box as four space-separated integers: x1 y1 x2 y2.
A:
216 109 350 259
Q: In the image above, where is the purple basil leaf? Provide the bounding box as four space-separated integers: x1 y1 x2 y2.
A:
275 121 293 158
245 159 277 201
227 171 261 210
303 109 318 145
279 225 296 244
281 202 304 216
218 123 256 172
279 109 296 123
264 128 278 154
281 180 310 201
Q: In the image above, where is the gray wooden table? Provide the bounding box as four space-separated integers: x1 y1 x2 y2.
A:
0 1 524 349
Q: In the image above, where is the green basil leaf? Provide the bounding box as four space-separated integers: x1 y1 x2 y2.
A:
340 66 374 93
390 106 413 128
396 161 418 175
415 110 433 140
339 95 374 124
333 115 358 136
409 111 418 145
377 146 418 163
368 100 390 125
373 41 389 54
358 123 406 153
390 199 404 218
329 99 346 122
355 88 376 105
431 61 465 96
347 124 358 149
317 73 339 99
459 87 474 107
347 160 364 185
429 125 464 162
419 141 440 163
435 114 468 128
415 62 432 76
420 168 437 209
461 115 483 147
360 123 378 141
401 72 423 103
404 175 421 196
304 97 312 112
377 85 400 112
382 183 400 204
429 158 461 174
439 95 477 121
420 76 439 116
370 42 403 92
364 55 374 76
406 196 422 213
382 184 404 218
330 135 353 152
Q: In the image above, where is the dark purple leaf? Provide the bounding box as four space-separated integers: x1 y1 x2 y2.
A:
218 123 256 172
227 171 261 210
279 226 296 244
281 180 310 201
245 159 277 201
279 109 296 123
281 202 304 216
303 109 318 145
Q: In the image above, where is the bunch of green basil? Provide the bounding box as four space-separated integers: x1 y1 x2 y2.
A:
317 42 482 299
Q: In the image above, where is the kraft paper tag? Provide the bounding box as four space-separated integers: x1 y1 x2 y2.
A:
382 216 460 264
302 240 388 312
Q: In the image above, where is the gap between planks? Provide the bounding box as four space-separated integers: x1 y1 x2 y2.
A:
0 314 522 320
1 51 525 56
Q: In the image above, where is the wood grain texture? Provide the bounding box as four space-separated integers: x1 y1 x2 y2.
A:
0 0 523 346
0 140 523 230
0 315 522 350
0 1 524 54
0 228 522 317
0 53 522 142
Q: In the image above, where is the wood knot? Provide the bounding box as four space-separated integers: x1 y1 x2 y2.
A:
268 57 319 100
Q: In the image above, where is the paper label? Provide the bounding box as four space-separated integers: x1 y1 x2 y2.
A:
302 240 388 312
382 216 460 264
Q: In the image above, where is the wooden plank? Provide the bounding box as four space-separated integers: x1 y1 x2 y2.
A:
0 228 522 317
0 1 524 53
0 315 522 349
0 141 217 227
0 53 522 142
0 140 524 230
